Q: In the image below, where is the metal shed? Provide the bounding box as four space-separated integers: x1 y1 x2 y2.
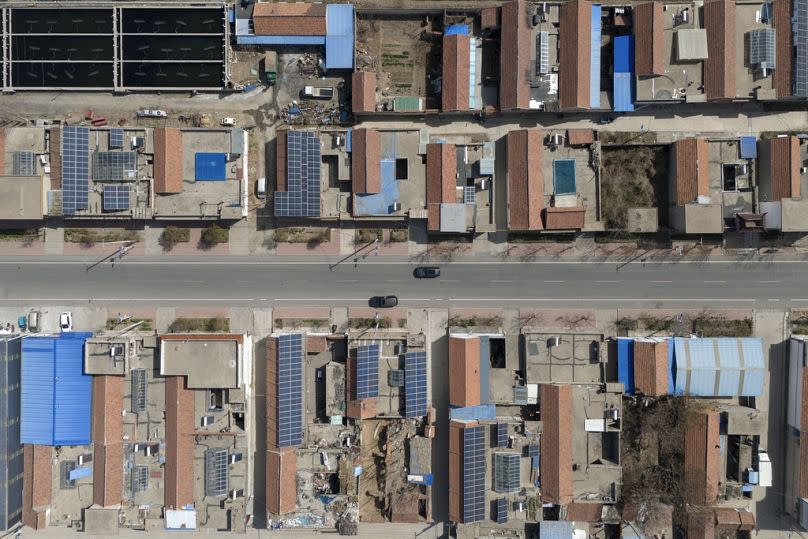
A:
21 332 93 446
672 337 765 397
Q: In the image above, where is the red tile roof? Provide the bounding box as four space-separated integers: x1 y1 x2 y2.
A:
351 128 381 196
543 206 585 230
769 136 800 199
559 0 591 110
276 130 287 192
252 3 327 36
507 130 544 230
540 384 573 504
154 128 183 194
565 502 603 522
634 3 664 76
500 0 531 109
22 444 51 530
684 411 720 505
567 129 594 146
426 143 457 231
164 376 195 509
50 127 61 189
92 376 124 507
481 7 500 30
352 71 377 113
704 0 736 100
266 448 297 515
774 0 793 97
673 138 709 205
442 34 470 111
633 340 669 397
449 336 481 408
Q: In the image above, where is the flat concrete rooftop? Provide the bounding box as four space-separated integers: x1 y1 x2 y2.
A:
160 338 241 389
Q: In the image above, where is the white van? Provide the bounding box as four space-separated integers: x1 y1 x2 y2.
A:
256 177 267 199
27 310 40 332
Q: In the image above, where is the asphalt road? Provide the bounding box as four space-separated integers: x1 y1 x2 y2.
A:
0 257 806 307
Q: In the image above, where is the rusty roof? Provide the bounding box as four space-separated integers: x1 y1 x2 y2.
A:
507 130 544 230
567 129 595 146
22 444 51 530
633 340 669 397
276 130 287 192
543 206 585 230
426 143 457 231
500 0 531 109
443 34 470 111
352 71 377 113
540 384 573 505
267 448 297 515
774 0 793 97
449 336 481 408
351 128 381 196
164 376 195 509
684 411 720 505
559 0 591 110
704 0 736 100
565 502 603 522
154 128 183 194
252 2 327 36
634 3 664 76
769 136 801 199
92 376 124 508
687 510 716 539
674 138 709 205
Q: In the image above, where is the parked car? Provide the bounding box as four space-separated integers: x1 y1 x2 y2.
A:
369 295 398 308
59 311 73 332
136 109 168 118
256 177 267 199
302 86 335 99
221 117 236 127
27 310 40 332
413 266 440 278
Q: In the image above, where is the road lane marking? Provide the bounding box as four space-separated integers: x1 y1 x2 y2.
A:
544 280 565 283
651 280 672 283
760 280 781 283
336 280 358 283
596 280 618 283
491 280 513 283
703 280 726 283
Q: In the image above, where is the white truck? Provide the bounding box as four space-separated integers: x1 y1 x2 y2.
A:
302 86 334 99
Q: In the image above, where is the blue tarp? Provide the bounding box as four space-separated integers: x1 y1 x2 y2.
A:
553 159 577 195
449 404 496 421
445 24 469 36
617 337 635 395
672 337 765 397
195 153 227 181
740 136 757 158
590 5 602 109
21 333 93 446
613 35 635 112
325 5 354 70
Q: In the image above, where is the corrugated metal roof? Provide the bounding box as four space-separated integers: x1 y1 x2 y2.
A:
589 4 601 108
499 0 530 109
540 384 573 505
325 4 354 70
21 333 93 446
617 337 635 395
673 337 765 397
540 520 575 538
0 336 23 531
739 136 757 159
704 0 736 100
613 35 635 112
507 130 544 230
634 2 664 76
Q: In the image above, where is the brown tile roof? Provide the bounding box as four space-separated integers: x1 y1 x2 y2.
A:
352 71 377 113
567 129 594 146
499 0 531 109
442 34 470 111
252 3 327 36
540 384 573 505
687 510 716 539
543 206 585 230
800 359 808 498
565 502 603 522
633 340 668 397
769 136 801 199
449 336 481 408
276 130 287 192
507 130 544 230
154 128 183 194
164 376 195 509
92 376 124 507
481 6 500 30
306 335 327 354
714 507 745 530
684 411 720 505
738 509 755 531
704 0 736 100
50 127 61 189
674 138 709 205
774 0 793 97
634 3 664 76
351 128 381 196
266 448 297 515
559 0 591 110
426 143 457 231
23 444 51 530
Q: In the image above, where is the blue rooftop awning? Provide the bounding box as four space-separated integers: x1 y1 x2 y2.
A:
325 4 354 70
740 136 757 158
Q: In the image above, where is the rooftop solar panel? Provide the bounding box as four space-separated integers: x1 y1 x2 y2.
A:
495 498 508 524
528 443 539 457
109 128 124 149
277 333 303 447
495 423 508 448
462 425 485 523
405 351 427 418
356 344 380 400
797 0 808 97
62 126 90 215
204 448 229 497
103 185 131 211
274 130 321 217
13 151 35 176
92 151 137 181
493 452 520 493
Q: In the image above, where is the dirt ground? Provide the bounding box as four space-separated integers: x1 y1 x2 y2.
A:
601 145 669 230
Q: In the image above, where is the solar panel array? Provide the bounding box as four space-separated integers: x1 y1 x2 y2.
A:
462 425 485 523
797 0 808 97
493 452 520 493
404 351 427 418
277 333 303 447
356 344 380 400
103 185 131 211
495 423 508 448
388 369 405 387
464 185 476 204
528 443 539 457
204 448 229 497
92 151 137 181
62 126 89 215
109 128 124 149
131 368 147 413
749 28 776 69
495 498 508 524
274 130 321 217
132 465 149 493
12 151 35 175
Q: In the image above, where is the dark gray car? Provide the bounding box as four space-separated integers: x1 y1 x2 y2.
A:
413 266 440 278
369 295 398 308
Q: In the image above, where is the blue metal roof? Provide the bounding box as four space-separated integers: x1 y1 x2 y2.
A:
613 35 635 112
589 5 602 109
195 153 227 181
672 337 765 397
448 404 496 421
22 333 93 446
617 337 635 395
325 4 354 70
445 24 469 36
613 35 634 73
740 136 757 159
